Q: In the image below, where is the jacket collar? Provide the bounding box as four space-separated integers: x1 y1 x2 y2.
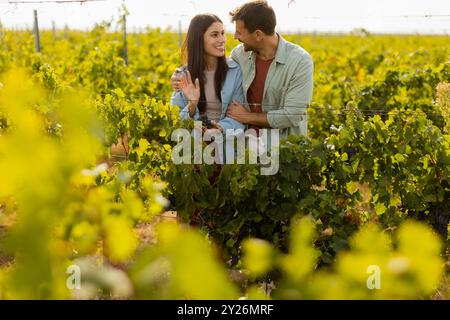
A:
226 58 239 69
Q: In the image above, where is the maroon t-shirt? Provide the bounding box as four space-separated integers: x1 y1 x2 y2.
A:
247 57 274 134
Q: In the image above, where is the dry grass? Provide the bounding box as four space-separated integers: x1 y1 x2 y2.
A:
0 225 13 268
432 276 449 300
134 211 178 247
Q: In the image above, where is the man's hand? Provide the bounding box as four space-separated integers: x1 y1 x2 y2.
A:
226 101 250 123
227 101 270 127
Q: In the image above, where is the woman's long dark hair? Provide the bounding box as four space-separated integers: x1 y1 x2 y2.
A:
182 14 228 114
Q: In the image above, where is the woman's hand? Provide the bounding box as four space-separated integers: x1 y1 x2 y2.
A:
180 70 200 107
179 70 200 117
209 120 223 133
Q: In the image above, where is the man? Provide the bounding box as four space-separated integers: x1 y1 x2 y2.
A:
226 0 313 139
171 0 313 140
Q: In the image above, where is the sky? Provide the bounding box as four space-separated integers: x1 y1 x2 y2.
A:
0 0 450 34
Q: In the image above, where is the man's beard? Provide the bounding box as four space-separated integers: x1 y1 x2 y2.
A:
243 43 256 52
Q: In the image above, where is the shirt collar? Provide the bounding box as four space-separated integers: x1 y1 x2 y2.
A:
274 33 287 65
248 33 287 64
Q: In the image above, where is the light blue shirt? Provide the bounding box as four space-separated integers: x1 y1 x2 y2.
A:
170 58 246 132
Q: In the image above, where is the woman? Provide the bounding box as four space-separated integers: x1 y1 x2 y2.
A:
170 13 246 134
170 14 246 228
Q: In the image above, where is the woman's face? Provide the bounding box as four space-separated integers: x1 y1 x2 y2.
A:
203 21 226 59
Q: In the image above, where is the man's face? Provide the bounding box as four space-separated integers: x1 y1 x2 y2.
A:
234 20 258 52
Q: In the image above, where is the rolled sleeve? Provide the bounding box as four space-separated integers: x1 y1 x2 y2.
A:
219 117 246 132
170 91 200 120
180 105 200 120
170 91 186 109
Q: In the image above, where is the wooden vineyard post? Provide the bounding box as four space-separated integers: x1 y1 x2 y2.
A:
123 14 128 66
178 19 182 48
0 20 5 51
33 10 41 53
52 20 56 41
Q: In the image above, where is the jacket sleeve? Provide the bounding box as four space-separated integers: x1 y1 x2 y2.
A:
267 55 313 129
219 67 246 132
170 91 200 120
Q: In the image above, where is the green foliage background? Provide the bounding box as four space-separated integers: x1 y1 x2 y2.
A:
0 21 448 299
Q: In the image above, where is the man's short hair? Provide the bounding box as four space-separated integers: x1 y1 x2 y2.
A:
230 0 276 35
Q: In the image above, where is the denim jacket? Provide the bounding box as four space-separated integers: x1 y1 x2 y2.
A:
170 58 246 132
